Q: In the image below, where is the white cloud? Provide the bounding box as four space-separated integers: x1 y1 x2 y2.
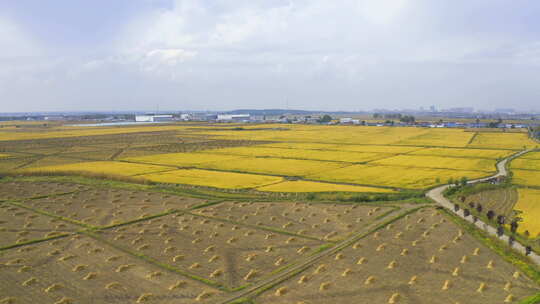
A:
0 16 39 58
145 48 197 65
2 1 540 112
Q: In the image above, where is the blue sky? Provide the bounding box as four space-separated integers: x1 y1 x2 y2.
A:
1 0 539 112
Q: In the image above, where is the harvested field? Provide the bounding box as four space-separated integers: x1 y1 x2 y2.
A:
309 164 488 189
142 169 283 189
514 188 540 237
0 204 78 248
20 188 206 228
57 149 121 161
192 201 395 241
0 236 225 303
463 188 518 219
256 208 540 304
0 157 34 171
16 156 87 170
0 181 88 201
256 180 396 193
370 155 496 172
99 213 326 289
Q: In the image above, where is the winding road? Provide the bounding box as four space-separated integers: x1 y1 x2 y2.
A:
427 149 540 265
220 149 538 303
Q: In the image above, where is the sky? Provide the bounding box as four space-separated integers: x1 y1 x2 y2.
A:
0 0 539 113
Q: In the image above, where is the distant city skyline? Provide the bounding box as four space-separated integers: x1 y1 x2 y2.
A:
1 1 540 112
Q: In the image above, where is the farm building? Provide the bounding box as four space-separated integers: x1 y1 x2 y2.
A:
217 114 251 122
135 114 173 122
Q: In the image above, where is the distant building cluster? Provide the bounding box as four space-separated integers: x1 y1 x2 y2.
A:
135 114 173 122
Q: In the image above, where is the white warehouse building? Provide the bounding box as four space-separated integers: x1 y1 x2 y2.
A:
135 114 174 122
217 114 250 122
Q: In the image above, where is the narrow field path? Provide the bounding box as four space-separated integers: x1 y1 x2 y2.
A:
220 204 422 304
427 149 540 265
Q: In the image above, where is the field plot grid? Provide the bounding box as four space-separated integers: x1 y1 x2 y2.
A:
97 212 327 289
19 188 206 228
0 204 79 249
256 208 540 304
193 201 395 241
0 236 225 304
0 181 88 201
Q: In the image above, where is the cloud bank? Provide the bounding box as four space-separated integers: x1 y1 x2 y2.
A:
0 0 539 112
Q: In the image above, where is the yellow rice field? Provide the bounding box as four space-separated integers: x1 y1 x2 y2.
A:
513 188 540 236
208 146 386 163
511 170 540 187
523 151 540 160
123 152 243 167
0 153 10 158
142 169 283 189
467 132 536 150
0 125 187 142
409 147 513 159
199 157 349 177
7 123 537 191
199 125 431 145
199 125 537 149
371 155 496 172
511 158 540 171
21 161 171 177
309 164 488 189
256 180 395 193
259 142 421 154
396 128 475 147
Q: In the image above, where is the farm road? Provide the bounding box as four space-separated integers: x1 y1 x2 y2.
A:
427 149 540 265
220 204 422 304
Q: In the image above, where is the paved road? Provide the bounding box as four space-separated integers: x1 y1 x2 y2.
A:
427 149 540 265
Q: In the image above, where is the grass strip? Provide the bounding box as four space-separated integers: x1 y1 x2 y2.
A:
0 233 70 251
519 292 540 304
230 206 427 303
190 199 226 210
98 209 182 230
187 211 326 242
6 201 95 229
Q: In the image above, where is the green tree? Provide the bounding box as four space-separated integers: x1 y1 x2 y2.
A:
318 115 332 123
